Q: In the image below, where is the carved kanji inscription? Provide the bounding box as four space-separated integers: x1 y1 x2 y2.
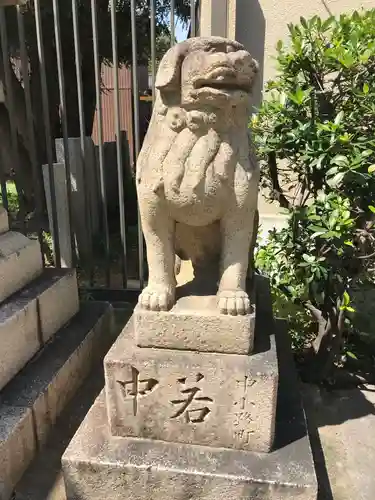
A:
170 373 213 423
117 367 158 416
233 376 256 444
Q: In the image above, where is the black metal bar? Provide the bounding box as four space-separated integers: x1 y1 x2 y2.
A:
110 0 128 289
1 181 8 211
0 7 26 234
52 0 76 267
150 0 156 104
91 0 111 286
190 0 196 37
130 0 144 289
170 0 175 46
17 6 44 250
34 0 61 267
72 0 94 284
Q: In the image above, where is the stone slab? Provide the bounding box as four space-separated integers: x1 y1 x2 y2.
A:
0 206 8 234
0 294 39 391
0 302 115 498
55 137 99 260
105 311 277 453
62 325 317 500
18 268 79 344
0 269 80 391
134 295 256 354
0 232 42 304
42 162 73 268
0 405 35 500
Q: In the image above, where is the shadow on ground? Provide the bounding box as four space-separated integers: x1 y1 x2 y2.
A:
303 383 375 500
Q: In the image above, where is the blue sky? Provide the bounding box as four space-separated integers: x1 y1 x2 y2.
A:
175 20 187 42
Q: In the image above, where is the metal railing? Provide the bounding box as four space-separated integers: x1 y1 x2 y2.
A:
0 0 197 296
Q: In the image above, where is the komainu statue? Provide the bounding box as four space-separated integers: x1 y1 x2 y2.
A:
136 36 259 316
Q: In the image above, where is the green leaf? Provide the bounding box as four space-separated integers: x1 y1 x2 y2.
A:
346 306 356 313
302 254 315 263
326 166 338 176
369 206 375 214
344 240 355 247
334 111 344 125
300 17 308 29
327 172 345 188
289 86 306 105
331 155 349 167
368 165 375 173
363 83 369 94
343 291 350 306
308 225 326 234
322 16 334 31
339 53 355 68
360 49 372 63
346 351 358 360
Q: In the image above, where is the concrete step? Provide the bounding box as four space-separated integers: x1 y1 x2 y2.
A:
0 232 43 304
0 301 115 500
0 207 8 235
0 269 79 391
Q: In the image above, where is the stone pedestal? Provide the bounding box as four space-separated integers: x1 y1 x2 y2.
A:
105 317 276 452
62 278 318 499
62 35 317 499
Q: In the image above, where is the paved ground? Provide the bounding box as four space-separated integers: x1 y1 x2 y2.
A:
11 306 375 500
303 383 375 500
13 362 104 500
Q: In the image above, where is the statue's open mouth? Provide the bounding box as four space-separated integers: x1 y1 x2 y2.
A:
194 67 251 94
198 79 250 93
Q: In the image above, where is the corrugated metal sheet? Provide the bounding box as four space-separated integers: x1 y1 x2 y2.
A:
92 64 150 168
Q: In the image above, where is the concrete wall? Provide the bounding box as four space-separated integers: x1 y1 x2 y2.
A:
233 0 375 109
200 0 374 221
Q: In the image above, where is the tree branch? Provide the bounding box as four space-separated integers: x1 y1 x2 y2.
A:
267 151 292 210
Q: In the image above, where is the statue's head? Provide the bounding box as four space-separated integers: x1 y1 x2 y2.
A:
155 37 258 112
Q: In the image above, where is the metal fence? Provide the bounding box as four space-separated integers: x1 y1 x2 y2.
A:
0 0 198 298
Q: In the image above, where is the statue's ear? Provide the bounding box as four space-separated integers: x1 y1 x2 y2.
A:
155 42 189 91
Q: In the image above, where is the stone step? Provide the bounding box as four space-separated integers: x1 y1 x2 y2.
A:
0 232 43 304
0 301 115 500
0 207 8 234
0 269 79 391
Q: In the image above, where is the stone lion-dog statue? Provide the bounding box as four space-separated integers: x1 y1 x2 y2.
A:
136 36 259 316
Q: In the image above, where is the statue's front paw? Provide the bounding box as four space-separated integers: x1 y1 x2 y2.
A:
218 290 251 316
138 285 175 312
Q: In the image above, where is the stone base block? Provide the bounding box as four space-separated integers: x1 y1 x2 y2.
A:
0 269 80 391
0 206 8 234
0 406 35 500
134 295 255 354
18 268 79 343
63 328 317 500
0 232 42 304
105 315 277 453
0 302 115 499
0 292 39 391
